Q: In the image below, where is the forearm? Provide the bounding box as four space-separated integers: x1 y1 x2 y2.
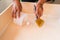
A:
13 0 20 2
37 0 46 5
13 0 21 3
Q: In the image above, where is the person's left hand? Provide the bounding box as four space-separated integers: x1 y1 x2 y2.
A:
12 1 22 18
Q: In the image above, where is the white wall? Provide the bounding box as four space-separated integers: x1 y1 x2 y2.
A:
0 0 12 13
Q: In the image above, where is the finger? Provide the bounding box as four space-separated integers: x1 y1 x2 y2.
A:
13 6 17 18
14 11 17 18
38 8 43 17
12 9 14 18
17 10 20 18
35 10 39 19
12 10 16 18
12 4 18 18
16 6 21 18
12 10 17 18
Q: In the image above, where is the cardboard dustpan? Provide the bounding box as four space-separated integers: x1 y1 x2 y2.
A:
36 18 44 27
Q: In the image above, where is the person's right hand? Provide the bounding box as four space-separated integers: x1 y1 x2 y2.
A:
12 0 22 18
35 4 43 19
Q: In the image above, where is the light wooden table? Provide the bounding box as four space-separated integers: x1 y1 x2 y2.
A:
0 2 60 40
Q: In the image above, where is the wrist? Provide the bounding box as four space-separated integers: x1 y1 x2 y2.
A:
13 0 20 1
37 0 46 5
13 0 20 3
36 3 43 10
13 0 21 5
36 3 43 8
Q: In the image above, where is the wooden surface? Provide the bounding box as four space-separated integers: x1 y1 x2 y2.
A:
0 2 60 40
0 5 12 35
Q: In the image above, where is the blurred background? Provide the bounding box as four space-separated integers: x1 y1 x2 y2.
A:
0 0 60 40
0 0 12 13
0 0 60 13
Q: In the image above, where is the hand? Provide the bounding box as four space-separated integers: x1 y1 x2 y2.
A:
35 4 43 19
12 1 22 18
